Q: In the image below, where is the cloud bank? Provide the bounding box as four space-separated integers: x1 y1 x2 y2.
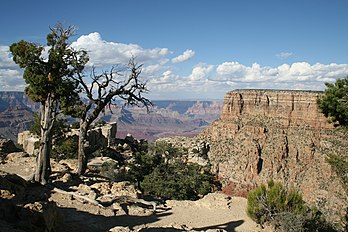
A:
1 33 348 99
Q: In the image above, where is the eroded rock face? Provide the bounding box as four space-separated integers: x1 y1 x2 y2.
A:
220 89 331 129
199 89 348 224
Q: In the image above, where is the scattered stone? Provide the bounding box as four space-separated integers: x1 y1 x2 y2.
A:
87 156 118 173
5 152 28 161
60 173 72 183
109 226 132 232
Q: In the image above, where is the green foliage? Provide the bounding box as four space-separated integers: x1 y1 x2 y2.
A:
327 154 348 192
247 180 336 231
99 140 215 200
10 24 88 104
126 150 162 188
29 112 41 136
130 141 214 200
317 76 348 127
51 136 78 160
246 180 305 224
141 162 214 200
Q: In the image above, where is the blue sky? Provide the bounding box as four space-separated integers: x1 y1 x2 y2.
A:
1 0 348 99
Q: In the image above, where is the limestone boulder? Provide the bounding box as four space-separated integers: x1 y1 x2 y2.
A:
17 131 39 156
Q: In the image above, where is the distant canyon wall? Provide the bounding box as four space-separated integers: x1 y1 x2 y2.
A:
199 89 347 224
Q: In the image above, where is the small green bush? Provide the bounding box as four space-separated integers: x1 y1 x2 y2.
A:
247 180 336 231
247 180 306 224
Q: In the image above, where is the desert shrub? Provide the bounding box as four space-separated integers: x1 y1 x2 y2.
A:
126 140 183 187
125 140 215 200
51 136 78 160
126 150 162 188
141 162 214 200
247 180 336 231
247 180 306 224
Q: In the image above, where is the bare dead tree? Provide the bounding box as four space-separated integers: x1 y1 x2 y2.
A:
71 57 152 175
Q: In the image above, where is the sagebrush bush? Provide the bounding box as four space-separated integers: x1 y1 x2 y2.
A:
247 180 336 232
247 180 306 224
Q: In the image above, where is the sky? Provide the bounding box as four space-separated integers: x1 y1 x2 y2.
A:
1 0 348 100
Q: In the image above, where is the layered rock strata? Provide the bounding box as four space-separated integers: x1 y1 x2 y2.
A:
199 89 348 224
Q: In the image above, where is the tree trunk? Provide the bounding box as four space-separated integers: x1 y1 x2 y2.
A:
34 93 56 185
77 120 89 175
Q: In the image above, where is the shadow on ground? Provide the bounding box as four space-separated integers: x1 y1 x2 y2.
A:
57 205 172 232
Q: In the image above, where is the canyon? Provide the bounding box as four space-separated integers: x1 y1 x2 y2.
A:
1 89 347 229
0 91 223 142
198 89 348 225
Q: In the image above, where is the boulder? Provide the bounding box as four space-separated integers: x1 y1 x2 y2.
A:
17 131 39 156
0 171 61 232
0 138 20 154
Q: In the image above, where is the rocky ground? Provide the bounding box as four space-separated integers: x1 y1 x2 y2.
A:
0 152 269 232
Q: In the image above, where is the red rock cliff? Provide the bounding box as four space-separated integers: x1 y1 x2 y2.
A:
199 89 347 225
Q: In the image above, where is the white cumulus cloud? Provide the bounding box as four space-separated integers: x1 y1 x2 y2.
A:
71 32 171 67
0 46 17 69
1 33 348 100
171 49 195 63
214 61 348 88
188 64 214 81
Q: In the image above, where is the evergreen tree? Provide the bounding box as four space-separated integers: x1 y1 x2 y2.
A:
10 23 88 184
317 76 348 127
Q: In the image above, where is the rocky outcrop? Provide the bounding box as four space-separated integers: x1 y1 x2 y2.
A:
199 89 348 225
220 89 331 129
0 138 20 154
17 131 39 156
18 122 117 156
0 171 61 232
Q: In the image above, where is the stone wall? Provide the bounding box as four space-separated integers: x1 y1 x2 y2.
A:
199 89 348 225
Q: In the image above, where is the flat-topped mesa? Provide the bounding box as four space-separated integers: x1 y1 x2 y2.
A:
221 89 332 129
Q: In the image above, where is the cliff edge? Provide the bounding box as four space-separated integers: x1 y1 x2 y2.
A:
199 89 348 226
